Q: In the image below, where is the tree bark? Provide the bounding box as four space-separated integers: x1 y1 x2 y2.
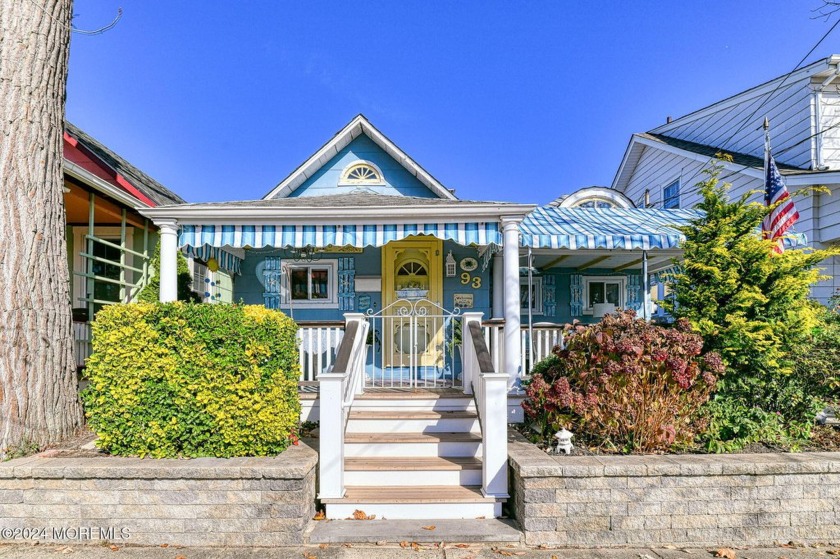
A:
0 0 83 458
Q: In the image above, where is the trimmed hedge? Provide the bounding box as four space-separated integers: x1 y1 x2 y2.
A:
82 303 301 458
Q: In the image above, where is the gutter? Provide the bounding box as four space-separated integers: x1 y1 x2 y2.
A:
64 160 152 210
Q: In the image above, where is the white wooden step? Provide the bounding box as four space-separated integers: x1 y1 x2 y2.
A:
323 485 502 520
353 391 475 412
344 457 482 486
344 432 482 457
346 410 479 433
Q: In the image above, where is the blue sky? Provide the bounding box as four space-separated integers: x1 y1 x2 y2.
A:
67 1 839 205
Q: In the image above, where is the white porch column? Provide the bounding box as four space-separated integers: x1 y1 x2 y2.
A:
501 217 522 389
156 219 179 303
492 254 504 319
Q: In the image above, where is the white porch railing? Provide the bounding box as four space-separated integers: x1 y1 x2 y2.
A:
481 320 564 375
295 320 564 382
73 321 91 369
296 322 345 381
318 313 369 499
461 312 509 499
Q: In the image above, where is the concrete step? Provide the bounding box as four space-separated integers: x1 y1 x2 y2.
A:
344 456 482 486
322 485 503 520
308 517 522 544
344 432 482 458
346 410 479 433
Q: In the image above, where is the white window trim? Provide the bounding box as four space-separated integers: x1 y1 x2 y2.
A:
72 226 135 308
281 259 339 309
520 276 543 315
338 160 385 186
582 276 626 315
662 177 681 209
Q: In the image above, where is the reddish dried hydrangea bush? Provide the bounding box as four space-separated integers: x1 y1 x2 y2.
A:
523 310 723 453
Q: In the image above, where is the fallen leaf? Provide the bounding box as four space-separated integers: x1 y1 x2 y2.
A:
303 553 316 559
421 525 436 531
319 543 328 549
313 511 325 521
411 542 420 550
175 556 187 559
400 541 409 548
58 548 73 555
109 545 119 552
159 544 169 548
454 544 470 548
715 549 736 559
342 544 352 548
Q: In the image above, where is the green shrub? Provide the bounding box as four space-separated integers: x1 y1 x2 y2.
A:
665 164 840 450
523 311 722 453
82 302 301 458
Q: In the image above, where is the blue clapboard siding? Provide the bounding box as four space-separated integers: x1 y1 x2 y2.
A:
289 135 440 199
233 242 491 322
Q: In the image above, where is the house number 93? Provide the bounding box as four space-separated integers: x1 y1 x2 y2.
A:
460 272 481 289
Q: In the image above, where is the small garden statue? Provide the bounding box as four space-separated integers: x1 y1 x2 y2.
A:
554 428 574 455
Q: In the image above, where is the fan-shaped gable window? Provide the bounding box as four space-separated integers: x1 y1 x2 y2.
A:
339 161 384 186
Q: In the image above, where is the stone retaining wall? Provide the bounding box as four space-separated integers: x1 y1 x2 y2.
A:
0 443 317 547
509 434 840 547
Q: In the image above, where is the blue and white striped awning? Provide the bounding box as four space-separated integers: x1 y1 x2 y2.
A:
520 206 701 250
184 244 242 275
178 223 502 250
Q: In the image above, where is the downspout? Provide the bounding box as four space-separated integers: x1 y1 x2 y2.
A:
527 247 533 370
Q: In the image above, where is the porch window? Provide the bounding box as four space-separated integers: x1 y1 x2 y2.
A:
520 277 543 315
283 260 339 308
584 276 625 313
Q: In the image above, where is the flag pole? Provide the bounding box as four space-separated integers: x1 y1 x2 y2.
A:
763 116 770 177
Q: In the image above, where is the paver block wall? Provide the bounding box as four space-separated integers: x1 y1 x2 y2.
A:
509 434 840 547
0 444 317 547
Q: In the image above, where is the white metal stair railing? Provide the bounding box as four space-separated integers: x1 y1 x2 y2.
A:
365 298 461 389
318 313 369 500
461 312 509 500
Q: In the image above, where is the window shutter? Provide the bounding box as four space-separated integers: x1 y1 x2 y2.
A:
570 274 583 317
625 274 641 311
542 274 556 317
263 257 282 309
338 257 356 311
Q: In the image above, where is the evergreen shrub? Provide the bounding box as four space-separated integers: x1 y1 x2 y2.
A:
665 164 840 451
82 302 301 458
523 311 723 453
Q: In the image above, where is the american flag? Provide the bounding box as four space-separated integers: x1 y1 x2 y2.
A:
762 154 799 253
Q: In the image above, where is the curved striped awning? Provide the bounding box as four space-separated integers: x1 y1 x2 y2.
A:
178 222 501 250
520 206 701 250
184 244 242 275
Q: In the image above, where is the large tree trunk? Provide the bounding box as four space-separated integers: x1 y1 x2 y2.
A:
0 0 82 458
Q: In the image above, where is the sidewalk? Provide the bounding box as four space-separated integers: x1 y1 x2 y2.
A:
0 543 837 559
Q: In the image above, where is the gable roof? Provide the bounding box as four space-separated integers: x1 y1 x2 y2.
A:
64 122 186 206
650 55 840 138
261 114 457 200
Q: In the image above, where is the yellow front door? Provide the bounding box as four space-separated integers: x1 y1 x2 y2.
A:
381 237 443 370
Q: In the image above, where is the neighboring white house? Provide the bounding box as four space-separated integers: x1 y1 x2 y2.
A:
611 55 840 303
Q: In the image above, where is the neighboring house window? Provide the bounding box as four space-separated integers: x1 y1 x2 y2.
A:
283 260 339 308
72 226 135 315
520 277 543 315
663 180 680 209
339 161 384 185
573 198 617 209
192 260 209 300
584 276 625 312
